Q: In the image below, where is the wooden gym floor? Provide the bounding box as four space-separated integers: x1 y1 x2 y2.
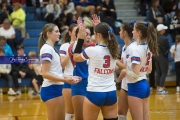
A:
0 87 180 120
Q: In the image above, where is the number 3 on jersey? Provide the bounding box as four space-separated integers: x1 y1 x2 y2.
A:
103 55 110 68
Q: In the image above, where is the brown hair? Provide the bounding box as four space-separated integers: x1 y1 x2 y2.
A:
0 36 6 41
95 22 119 59
28 50 37 57
121 22 133 39
38 23 57 55
134 21 158 56
63 23 77 43
0 48 5 53
175 35 180 51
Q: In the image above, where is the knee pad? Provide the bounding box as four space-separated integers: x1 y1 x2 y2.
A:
104 117 118 120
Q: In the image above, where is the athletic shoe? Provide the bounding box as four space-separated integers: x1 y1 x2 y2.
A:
16 90 22 95
157 89 168 95
7 89 17 95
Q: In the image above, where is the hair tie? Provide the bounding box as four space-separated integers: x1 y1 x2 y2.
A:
108 29 114 40
130 20 136 26
144 22 149 26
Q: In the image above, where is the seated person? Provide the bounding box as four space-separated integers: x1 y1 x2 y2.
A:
73 0 95 17
0 19 16 54
0 2 8 27
0 36 14 56
45 0 62 23
0 48 16 95
28 51 43 96
11 45 36 94
8 2 26 38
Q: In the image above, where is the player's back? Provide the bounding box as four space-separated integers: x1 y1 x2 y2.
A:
86 45 116 92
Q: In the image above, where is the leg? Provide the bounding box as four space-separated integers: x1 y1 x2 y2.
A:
83 97 101 120
143 98 149 120
154 57 161 88
101 102 117 119
35 7 41 20
72 95 84 120
87 5 95 16
76 5 82 17
128 96 143 120
149 57 155 88
12 71 20 89
62 88 74 120
32 79 39 92
118 89 128 120
2 74 13 88
159 58 168 88
45 96 65 120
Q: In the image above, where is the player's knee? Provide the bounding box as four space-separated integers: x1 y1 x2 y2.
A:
104 117 118 120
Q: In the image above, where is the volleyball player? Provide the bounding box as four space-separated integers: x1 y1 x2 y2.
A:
118 21 158 120
73 18 120 119
38 23 81 120
59 23 77 120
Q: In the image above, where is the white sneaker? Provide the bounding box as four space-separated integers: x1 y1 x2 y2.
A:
7 89 17 95
28 90 34 94
16 90 22 95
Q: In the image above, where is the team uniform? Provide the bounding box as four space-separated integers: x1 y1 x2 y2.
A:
81 45 117 107
40 43 64 102
126 43 152 99
120 41 136 91
68 42 89 96
59 42 74 88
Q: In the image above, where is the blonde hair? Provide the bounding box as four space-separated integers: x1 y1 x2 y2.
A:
28 50 37 57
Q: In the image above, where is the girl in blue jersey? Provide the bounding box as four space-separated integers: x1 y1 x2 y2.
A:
118 21 158 120
73 15 120 120
68 25 91 120
38 23 81 120
59 23 77 120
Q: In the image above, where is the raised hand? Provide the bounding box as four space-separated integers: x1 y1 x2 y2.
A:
77 17 84 28
78 22 86 39
91 14 101 27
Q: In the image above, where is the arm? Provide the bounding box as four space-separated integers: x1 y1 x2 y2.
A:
64 2 75 14
147 60 152 74
60 55 70 69
54 5 62 19
116 60 125 70
28 64 33 70
16 10 26 22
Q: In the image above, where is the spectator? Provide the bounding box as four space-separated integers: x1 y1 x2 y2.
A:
35 0 49 21
8 2 26 38
0 36 14 56
0 48 17 95
44 0 61 23
11 0 26 9
170 35 180 94
11 45 36 94
149 0 165 27
1 0 13 14
28 51 43 96
154 24 170 95
100 0 116 31
0 2 8 27
62 0 77 25
94 0 102 14
73 0 95 17
0 19 16 54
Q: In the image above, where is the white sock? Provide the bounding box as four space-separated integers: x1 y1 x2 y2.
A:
9 88 13 91
65 113 74 120
118 115 127 120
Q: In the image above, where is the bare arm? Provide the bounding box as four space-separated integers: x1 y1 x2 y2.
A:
171 52 175 58
73 53 85 62
60 55 70 69
116 60 126 70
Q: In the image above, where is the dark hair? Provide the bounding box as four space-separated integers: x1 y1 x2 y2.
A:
38 23 57 55
175 35 180 51
121 22 133 39
63 23 77 43
134 21 158 56
0 48 5 53
95 22 119 59
0 36 6 41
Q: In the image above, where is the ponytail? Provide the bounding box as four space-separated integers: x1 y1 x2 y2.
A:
63 31 71 43
175 35 180 51
38 34 46 55
147 22 158 56
107 33 120 59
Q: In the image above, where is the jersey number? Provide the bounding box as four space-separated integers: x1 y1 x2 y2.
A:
140 52 151 72
103 55 110 68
